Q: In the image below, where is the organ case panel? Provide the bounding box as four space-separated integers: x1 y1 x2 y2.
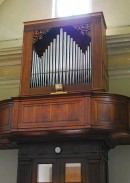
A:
91 95 129 130
0 100 12 133
20 12 108 96
17 97 85 130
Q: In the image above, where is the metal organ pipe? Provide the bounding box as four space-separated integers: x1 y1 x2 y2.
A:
50 42 53 86
66 35 70 85
75 44 78 84
89 42 92 82
63 32 67 84
56 34 59 84
59 28 63 84
72 41 76 84
31 28 92 88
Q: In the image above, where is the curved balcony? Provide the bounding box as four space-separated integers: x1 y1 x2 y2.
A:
0 91 130 148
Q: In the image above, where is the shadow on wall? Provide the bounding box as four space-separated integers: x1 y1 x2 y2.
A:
109 145 130 183
0 149 18 183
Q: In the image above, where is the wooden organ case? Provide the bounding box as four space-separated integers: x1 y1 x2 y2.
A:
0 12 130 183
20 12 108 95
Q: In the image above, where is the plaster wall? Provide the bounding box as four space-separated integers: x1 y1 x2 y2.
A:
109 146 130 183
0 0 52 42
0 149 18 183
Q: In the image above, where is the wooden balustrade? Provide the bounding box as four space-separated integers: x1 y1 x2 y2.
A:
0 92 130 148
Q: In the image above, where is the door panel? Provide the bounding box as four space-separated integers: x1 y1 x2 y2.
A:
32 158 106 183
65 163 81 183
59 159 85 183
32 159 58 183
37 164 53 183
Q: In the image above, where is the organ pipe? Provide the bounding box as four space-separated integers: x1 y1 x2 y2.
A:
30 28 92 88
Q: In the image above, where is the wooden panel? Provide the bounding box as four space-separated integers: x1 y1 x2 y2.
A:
17 160 32 183
91 20 102 89
84 97 91 127
0 107 10 126
50 102 79 121
18 97 85 129
20 31 33 95
0 92 130 147
87 159 107 183
36 104 50 122
22 105 36 123
0 101 12 132
11 99 21 130
92 96 128 130
2 93 128 133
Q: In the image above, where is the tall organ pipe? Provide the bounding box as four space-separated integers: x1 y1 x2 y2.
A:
50 42 53 86
63 32 67 84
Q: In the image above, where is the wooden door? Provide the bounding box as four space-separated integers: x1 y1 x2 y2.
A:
32 158 87 183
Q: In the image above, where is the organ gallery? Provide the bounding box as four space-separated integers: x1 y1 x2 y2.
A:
0 12 130 183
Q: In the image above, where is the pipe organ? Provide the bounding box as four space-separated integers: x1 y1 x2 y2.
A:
20 12 108 96
31 28 92 88
0 12 130 183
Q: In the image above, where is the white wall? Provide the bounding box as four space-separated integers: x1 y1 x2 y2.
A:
0 0 52 42
91 0 130 27
0 149 18 183
91 0 130 35
109 146 130 183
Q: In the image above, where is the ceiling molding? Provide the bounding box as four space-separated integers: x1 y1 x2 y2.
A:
107 25 130 36
0 46 22 56
0 77 20 89
0 38 22 49
109 66 130 79
106 34 130 55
